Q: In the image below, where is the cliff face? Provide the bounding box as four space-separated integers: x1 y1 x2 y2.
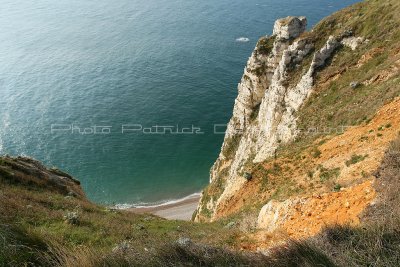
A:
195 17 351 222
195 0 400 225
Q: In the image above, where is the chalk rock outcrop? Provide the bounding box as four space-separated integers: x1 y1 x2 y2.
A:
341 36 365 50
257 199 294 233
273 16 307 40
195 16 353 222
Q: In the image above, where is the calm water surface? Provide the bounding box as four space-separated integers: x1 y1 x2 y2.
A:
0 0 359 205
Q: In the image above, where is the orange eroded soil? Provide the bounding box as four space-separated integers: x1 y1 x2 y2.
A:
281 180 375 238
214 97 400 221
213 97 400 254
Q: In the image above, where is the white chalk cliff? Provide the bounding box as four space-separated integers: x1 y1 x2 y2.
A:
195 16 355 222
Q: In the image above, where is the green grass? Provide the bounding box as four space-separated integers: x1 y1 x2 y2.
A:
345 154 368 167
311 147 322 158
222 135 242 159
319 166 341 182
271 180 303 201
0 156 247 265
249 103 261 122
0 167 14 180
255 35 276 56
333 184 342 192
311 222 400 267
296 0 400 139
197 166 229 220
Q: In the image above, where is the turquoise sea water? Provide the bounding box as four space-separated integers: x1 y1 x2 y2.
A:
0 0 359 206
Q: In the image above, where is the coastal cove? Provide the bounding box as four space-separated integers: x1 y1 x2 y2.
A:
0 0 359 207
2 0 400 265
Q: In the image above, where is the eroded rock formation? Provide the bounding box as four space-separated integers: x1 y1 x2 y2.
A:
195 16 361 222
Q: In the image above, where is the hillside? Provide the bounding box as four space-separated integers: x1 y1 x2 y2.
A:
0 156 271 266
195 0 399 232
1 0 400 266
2 137 400 266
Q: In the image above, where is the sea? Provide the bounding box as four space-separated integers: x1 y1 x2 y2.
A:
0 0 359 207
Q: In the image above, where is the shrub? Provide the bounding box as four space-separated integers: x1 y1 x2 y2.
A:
312 148 322 158
319 167 340 182
333 184 342 192
256 35 276 56
345 154 368 167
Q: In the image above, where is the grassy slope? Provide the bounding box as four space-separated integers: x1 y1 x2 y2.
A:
2 137 399 266
309 136 400 267
0 156 261 266
0 157 341 266
297 0 400 133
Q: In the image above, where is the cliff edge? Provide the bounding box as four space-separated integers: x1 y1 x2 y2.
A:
194 0 400 251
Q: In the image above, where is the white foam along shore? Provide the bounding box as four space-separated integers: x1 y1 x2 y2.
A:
114 192 201 209
114 193 201 221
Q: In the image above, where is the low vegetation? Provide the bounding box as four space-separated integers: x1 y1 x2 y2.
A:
222 135 241 159
296 0 400 144
345 154 368 166
311 135 400 266
255 35 276 56
319 166 340 182
2 135 397 266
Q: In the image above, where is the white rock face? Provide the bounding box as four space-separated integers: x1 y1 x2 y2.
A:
341 36 365 50
257 199 293 232
273 16 307 40
195 17 348 222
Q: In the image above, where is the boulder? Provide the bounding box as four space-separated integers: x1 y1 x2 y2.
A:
244 172 253 181
112 241 131 253
257 199 293 232
224 221 236 229
176 237 192 247
350 81 360 89
64 211 79 225
341 36 364 50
